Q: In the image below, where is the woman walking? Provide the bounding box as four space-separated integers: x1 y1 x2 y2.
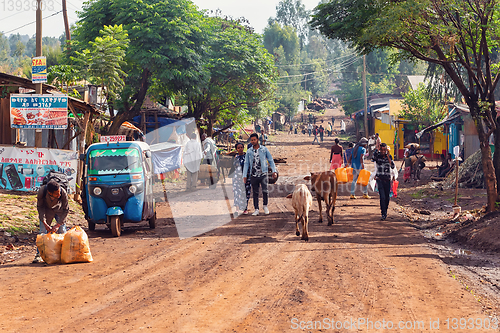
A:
348 137 370 199
372 143 395 220
232 143 251 216
329 138 343 170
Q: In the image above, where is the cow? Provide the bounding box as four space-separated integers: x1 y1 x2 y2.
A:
288 184 313 241
304 171 338 226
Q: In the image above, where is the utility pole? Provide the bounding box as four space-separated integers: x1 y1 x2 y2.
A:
62 0 71 40
362 55 368 139
35 0 43 147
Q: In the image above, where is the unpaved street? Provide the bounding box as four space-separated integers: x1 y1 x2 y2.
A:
0 109 498 332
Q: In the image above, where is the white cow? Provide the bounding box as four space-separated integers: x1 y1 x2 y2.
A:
291 184 313 241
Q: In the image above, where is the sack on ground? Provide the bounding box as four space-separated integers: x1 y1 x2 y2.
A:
36 233 65 264
61 226 93 264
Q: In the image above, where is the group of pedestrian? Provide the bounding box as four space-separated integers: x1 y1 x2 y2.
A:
329 135 395 220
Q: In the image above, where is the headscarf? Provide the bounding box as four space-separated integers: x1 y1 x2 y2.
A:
352 137 368 159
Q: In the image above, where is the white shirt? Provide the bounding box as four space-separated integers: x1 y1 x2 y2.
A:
183 139 203 173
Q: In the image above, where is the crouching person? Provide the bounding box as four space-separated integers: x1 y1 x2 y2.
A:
32 180 69 263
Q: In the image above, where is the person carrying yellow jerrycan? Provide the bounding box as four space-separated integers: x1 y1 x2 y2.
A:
348 137 370 199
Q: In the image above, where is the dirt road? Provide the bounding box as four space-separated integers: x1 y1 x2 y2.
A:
1 109 498 332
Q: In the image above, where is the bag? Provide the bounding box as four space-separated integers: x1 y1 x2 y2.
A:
42 170 69 194
36 233 65 264
61 226 93 264
392 180 399 197
198 164 218 180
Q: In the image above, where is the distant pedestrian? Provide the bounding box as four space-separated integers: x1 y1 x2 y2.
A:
329 138 343 170
372 143 395 220
331 117 335 126
319 125 324 142
340 120 346 134
183 132 203 190
311 126 320 145
327 122 332 136
259 130 267 146
307 123 313 136
348 137 370 199
289 124 293 135
343 142 354 166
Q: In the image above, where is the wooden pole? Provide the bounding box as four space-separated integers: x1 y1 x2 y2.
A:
62 0 71 41
454 157 459 206
35 0 43 147
363 55 368 139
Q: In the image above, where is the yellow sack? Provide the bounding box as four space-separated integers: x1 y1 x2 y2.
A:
36 233 65 264
61 226 93 264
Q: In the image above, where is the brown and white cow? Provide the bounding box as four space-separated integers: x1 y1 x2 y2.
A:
290 184 313 241
304 171 338 225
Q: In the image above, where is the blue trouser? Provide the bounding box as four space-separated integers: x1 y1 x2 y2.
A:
376 179 391 216
351 168 368 195
312 135 319 144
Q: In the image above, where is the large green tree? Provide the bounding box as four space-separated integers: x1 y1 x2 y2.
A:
73 0 207 134
183 16 277 135
312 0 500 210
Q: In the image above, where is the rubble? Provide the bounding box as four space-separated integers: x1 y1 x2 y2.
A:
442 150 484 189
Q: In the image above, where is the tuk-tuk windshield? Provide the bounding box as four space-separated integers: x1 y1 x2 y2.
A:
88 148 143 175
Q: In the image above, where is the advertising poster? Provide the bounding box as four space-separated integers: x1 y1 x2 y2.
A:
0 146 78 193
31 56 47 83
10 94 68 129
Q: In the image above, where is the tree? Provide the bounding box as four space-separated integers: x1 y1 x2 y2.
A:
73 0 207 134
73 25 129 117
184 16 277 135
311 0 500 210
264 22 301 63
273 0 310 48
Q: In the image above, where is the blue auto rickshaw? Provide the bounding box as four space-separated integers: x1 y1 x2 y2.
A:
81 141 156 236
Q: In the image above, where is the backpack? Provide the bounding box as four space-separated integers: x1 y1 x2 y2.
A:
42 171 69 194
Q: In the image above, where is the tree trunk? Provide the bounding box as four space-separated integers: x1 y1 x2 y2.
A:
107 68 150 135
470 102 497 211
494 125 500 199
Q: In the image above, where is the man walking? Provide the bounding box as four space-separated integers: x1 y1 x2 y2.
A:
243 133 277 216
311 126 320 145
183 132 203 190
373 143 395 220
201 133 217 188
348 137 370 199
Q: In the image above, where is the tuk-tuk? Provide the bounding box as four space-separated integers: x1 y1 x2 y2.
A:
81 141 156 236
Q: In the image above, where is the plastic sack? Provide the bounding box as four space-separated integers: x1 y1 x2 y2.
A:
335 167 348 183
391 166 399 180
392 180 399 197
369 178 377 192
61 226 93 264
36 233 65 264
357 169 371 186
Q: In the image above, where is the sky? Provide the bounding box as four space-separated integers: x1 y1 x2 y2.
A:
0 0 322 38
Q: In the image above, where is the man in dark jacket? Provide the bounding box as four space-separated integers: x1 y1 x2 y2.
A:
372 143 395 220
33 180 69 263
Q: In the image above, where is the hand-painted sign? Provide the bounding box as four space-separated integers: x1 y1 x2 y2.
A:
100 135 127 143
10 94 68 129
0 146 78 193
31 56 47 83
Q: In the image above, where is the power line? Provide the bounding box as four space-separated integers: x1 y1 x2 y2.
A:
0 11 25 23
4 10 63 35
278 56 361 79
276 52 359 68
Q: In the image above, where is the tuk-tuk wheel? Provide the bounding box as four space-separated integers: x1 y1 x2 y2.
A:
148 212 156 229
88 221 96 231
110 216 122 237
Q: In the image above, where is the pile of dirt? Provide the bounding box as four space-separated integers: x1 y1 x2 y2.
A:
307 98 334 111
442 150 484 189
447 211 500 253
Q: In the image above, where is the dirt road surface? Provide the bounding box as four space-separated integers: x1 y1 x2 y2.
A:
1 109 498 332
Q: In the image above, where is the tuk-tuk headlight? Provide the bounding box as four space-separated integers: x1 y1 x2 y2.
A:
93 187 102 196
129 185 137 194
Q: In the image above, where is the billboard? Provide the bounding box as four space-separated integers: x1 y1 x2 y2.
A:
10 94 68 129
31 56 47 83
0 146 78 193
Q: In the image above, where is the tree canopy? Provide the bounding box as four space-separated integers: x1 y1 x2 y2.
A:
311 0 500 210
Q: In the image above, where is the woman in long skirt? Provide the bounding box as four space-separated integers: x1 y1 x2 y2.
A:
232 143 251 216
